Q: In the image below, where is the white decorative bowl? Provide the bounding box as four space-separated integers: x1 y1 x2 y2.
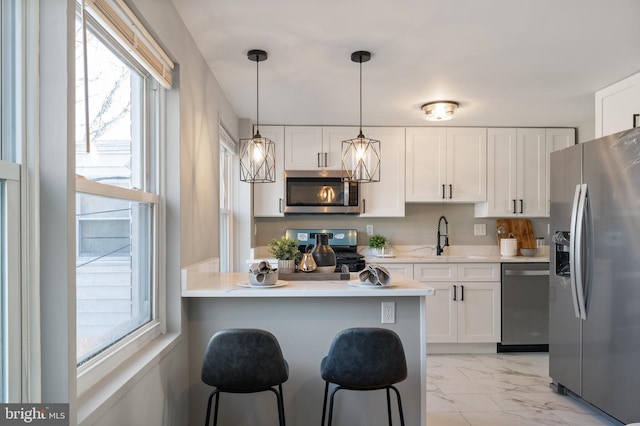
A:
248 270 279 286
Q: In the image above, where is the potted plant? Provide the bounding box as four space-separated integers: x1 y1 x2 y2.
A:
368 234 388 256
268 236 300 273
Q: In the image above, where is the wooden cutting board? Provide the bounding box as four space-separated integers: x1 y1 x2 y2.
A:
496 219 536 253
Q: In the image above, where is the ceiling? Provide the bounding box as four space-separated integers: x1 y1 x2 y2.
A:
169 0 640 129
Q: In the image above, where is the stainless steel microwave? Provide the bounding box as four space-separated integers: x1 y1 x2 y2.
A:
284 170 360 214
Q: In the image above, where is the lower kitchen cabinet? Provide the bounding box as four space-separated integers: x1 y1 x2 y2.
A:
415 263 501 344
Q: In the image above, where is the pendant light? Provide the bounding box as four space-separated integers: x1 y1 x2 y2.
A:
341 51 381 183
239 49 276 183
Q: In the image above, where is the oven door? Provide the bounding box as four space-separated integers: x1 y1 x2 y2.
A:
284 171 360 214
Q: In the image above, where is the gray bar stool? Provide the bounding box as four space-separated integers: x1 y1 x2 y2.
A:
320 327 408 425
201 328 289 426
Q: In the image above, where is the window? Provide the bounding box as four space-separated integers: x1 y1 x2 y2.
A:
75 1 167 368
219 127 236 272
0 0 22 402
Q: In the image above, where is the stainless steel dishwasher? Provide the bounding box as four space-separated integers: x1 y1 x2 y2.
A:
498 262 550 352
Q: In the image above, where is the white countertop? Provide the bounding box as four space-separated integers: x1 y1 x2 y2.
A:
181 268 434 298
364 254 549 264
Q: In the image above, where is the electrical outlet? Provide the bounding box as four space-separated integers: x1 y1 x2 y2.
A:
381 302 395 324
474 223 486 236
366 225 374 236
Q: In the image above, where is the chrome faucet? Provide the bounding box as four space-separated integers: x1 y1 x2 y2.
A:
436 215 449 256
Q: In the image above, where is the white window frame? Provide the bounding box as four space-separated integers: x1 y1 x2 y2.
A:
0 0 25 402
74 2 167 395
219 126 236 273
0 161 21 402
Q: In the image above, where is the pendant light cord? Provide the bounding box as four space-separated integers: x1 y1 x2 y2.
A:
255 58 260 136
359 58 363 136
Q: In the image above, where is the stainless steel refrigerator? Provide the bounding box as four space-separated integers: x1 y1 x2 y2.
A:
549 127 640 424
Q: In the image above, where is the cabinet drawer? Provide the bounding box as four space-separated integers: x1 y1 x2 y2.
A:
382 263 414 279
414 264 457 281
458 263 500 281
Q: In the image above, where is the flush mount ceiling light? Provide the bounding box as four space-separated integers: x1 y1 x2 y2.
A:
421 101 459 121
239 49 276 183
341 51 381 183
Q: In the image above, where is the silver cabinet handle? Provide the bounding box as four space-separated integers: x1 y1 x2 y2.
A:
317 153 322 168
279 198 283 213
505 270 549 276
324 152 328 167
362 199 366 214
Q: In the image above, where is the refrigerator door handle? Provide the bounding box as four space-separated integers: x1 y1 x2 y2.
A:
569 184 582 319
574 183 589 320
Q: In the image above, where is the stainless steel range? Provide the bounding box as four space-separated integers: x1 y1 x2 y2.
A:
284 228 365 272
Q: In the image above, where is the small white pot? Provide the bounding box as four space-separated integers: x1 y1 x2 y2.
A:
278 259 295 273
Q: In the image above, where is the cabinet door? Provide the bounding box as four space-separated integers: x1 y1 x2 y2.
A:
447 127 487 202
425 283 458 343
360 127 405 217
284 126 323 170
596 72 640 137
517 128 546 217
253 125 285 217
482 128 518 217
456 282 501 343
322 126 358 170
405 127 447 202
545 128 575 216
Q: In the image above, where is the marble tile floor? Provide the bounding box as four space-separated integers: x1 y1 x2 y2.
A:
427 353 623 426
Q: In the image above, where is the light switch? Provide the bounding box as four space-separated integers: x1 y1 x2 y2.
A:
474 223 486 236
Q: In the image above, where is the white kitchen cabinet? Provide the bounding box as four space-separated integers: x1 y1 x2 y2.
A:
284 126 349 170
415 263 501 344
359 127 405 217
595 72 640 138
406 127 486 203
253 125 285 217
283 126 327 170
545 128 575 216
476 128 574 218
476 128 545 217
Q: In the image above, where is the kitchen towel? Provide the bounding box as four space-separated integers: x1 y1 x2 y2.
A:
358 264 391 286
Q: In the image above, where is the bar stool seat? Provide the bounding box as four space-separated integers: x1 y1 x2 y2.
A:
201 328 289 426
320 327 407 425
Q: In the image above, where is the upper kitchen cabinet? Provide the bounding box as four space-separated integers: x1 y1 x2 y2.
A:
359 127 406 217
595 72 640 138
406 127 487 203
477 128 545 217
545 128 575 216
284 126 344 170
253 125 285 217
475 128 574 218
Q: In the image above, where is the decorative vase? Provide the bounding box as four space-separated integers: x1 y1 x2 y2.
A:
278 259 295 274
311 233 336 273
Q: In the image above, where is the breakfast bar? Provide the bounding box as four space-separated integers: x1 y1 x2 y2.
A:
182 264 434 426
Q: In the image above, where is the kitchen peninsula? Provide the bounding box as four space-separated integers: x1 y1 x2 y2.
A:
182 261 434 426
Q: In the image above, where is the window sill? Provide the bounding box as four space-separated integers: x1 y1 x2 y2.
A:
77 332 182 425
